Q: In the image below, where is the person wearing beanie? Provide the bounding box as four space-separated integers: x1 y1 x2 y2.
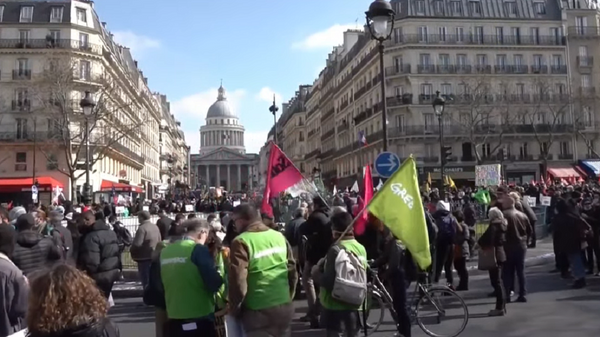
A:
0 224 29 337
130 210 161 289
8 206 26 228
12 214 63 277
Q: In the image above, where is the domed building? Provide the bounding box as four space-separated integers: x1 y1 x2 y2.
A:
190 84 259 191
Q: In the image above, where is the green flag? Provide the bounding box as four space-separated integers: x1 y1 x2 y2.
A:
473 189 490 205
367 157 431 270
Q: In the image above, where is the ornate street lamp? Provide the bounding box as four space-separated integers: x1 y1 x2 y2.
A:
79 91 96 205
432 91 447 191
365 0 395 151
269 95 279 145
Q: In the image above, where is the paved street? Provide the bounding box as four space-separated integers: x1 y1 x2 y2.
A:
109 261 600 337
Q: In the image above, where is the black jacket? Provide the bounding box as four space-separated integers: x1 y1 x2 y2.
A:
156 215 172 241
27 318 119 337
299 208 332 265
12 230 62 276
50 223 75 265
77 220 121 287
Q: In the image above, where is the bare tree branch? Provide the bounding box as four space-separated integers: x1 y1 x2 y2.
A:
28 57 148 195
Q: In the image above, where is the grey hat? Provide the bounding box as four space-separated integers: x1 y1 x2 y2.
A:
8 206 26 226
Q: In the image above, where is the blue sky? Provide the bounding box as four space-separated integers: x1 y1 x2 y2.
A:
94 0 371 154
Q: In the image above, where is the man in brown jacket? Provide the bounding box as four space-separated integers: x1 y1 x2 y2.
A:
130 211 161 289
228 204 297 337
499 191 531 303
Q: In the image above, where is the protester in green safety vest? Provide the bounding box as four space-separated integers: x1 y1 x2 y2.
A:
228 204 298 337
159 219 223 337
317 211 367 337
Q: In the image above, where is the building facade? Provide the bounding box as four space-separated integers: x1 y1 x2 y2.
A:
278 85 310 175
190 85 258 191
0 0 184 204
157 94 190 197
276 0 600 187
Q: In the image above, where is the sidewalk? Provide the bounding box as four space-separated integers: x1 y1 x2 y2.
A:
112 239 555 298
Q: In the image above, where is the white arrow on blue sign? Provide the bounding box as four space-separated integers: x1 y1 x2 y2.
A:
374 152 401 178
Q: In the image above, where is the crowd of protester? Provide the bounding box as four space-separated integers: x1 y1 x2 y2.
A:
0 180 598 337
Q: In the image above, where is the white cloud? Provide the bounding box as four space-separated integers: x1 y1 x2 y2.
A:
171 88 246 154
292 24 356 50
244 130 270 154
257 87 283 105
112 31 161 56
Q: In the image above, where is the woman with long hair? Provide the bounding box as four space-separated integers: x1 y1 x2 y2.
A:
27 264 119 337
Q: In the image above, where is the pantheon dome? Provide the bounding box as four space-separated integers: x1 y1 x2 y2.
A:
199 85 245 155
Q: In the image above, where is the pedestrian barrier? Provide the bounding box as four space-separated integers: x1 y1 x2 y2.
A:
117 213 212 269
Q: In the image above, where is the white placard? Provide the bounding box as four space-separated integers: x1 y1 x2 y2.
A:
8 329 27 337
115 206 125 214
525 196 537 207
73 207 82 214
233 200 241 207
142 206 149 212
185 205 193 212
540 196 552 207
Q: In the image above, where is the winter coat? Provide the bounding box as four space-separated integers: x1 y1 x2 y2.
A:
27 318 119 337
0 253 28 337
299 208 332 265
477 219 507 263
12 230 62 276
77 220 121 289
130 220 161 262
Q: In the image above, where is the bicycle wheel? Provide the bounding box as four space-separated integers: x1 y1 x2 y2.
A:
415 286 469 337
362 290 386 336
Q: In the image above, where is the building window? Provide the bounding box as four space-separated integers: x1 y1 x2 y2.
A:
470 0 482 15
49 30 61 42
15 152 27 172
79 33 89 48
520 143 528 157
533 1 546 14
79 60 90 80
19 30 30 43
441 83 452 95
424 113 434 131
16 119 28 140
418 26 428 42
76 7 87 23
20 6 33 23
451 1 461 15
50 6 64 23
504 1 517 16
455 27 464 42
0 5 5 22
416 0 425 13
582 74 591 88
583 106 593 126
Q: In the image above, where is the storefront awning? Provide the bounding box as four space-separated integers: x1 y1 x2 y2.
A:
0 177 63 193
547 167 581 179
100 180 143 193
578 160 600 176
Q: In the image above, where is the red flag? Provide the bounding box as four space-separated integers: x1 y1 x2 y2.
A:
354 165 373 236
260 142 303 217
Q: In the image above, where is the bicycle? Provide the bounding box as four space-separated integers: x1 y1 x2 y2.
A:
362 266 469 337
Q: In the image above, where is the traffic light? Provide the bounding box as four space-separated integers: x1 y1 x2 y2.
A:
442 146 452 163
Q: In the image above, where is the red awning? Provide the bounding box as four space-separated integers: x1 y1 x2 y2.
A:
0 176 63 193
547 168 581 179
100 180 143 193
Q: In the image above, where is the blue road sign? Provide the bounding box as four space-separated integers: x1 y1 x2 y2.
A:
374 152 401 178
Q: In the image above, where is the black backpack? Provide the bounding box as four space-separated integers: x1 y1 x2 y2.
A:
113 222 133 248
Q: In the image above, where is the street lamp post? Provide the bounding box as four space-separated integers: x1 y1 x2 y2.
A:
79 91 96 205
365 0 395 152
432 91 446 192
269 95 279 145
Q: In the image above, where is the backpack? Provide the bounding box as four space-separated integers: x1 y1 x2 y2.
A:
331 246 367 306
436 213 456 241
114 223 133 248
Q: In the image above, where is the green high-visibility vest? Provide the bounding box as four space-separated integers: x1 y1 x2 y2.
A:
320 239 367 311
215 250 227 309
160 239 215 319
235 229 291 310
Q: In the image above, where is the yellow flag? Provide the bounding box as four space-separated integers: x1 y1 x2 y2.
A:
367 157 431 270
448 176 456 189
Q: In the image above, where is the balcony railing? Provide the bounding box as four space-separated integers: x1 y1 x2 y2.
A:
11 100 31 111
550 65 567 74
567 26 600 37
387 94 414 107
384 64 411 76
494 65 529 74
577 56 593 67
317 149 335 159
337 122 350 133
558 153 574 160
321 128 335 140
387 123 577 138
12 69 31 80
0 38 103 54
387 34 565 46
305 148 321 158
0 131 66 142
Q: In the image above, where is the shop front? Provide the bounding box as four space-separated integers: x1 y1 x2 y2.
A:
0 176 64 205
96 179 144 203
419 165 476 187
504 162 538 185
547 166 582 182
